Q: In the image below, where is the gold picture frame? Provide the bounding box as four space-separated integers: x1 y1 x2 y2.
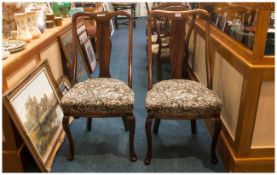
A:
3 60 64 172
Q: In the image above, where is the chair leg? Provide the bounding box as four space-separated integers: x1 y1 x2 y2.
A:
211 117 222 164
153 119 160 134
127 115 137 161
62 116 74 160
122 117 129 131
86 118 92 131
144 116 153 165
191 120 197 134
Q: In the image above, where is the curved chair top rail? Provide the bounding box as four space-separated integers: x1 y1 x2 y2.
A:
147 9 212 90
71 11 133 88
153 5 191 50
152 3 188 11
148 9 210 20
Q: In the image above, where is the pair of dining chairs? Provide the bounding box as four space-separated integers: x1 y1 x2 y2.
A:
60 9 222 165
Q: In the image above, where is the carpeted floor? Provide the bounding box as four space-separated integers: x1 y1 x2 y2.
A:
50 18 226 172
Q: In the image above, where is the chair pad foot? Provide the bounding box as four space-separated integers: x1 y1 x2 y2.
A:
131 155 137 161
211 156 218 164
144 158 151 165
67 155 74 161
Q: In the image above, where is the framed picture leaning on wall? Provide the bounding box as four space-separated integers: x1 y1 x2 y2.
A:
58 75 72 96
82 37 97 73
78 29 88 45
3 60 64 172
77 24 86 36
59 28 90 83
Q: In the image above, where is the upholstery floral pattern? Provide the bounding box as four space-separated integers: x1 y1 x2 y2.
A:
61 78 134 114
146 79 222 116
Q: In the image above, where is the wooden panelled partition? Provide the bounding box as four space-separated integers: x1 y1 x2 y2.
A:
186 4 274 172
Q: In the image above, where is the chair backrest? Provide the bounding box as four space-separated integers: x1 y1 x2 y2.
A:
154 5 192 61
154 5 190 35
71 11 133 88
147 9 212 90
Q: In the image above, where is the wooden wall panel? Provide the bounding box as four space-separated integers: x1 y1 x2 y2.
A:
6 57 38 90
3 143 25 172
251 81 274 148
40 41 64 81
193 34 207 86
187 8 274 171
213 51 243 141
188 29 195 67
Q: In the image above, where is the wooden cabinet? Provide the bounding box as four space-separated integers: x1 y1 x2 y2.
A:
2 18 72 172
187 2 274 172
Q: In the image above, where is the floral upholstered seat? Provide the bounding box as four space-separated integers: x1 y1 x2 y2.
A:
146 79 222 116
61 78 134 114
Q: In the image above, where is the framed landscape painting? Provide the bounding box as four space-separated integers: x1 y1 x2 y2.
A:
3 61 64 172
59 28 90 83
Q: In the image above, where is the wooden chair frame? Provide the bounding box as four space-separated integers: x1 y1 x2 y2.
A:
62 11 137 161
145 9 222 165
153 5 191 80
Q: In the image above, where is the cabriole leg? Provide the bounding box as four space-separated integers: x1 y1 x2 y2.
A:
211 117 222 164
62 116 74 160
144 116 154 165
128 115 137 161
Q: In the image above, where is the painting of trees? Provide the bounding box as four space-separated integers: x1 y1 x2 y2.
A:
24 93 60 158
5 65 66 171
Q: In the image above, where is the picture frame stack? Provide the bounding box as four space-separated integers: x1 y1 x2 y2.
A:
77 24 98 73
59 26 91 83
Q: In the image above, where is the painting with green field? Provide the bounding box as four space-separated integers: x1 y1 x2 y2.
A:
10 68 63 163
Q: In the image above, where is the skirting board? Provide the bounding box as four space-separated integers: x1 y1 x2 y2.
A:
3 143 26 172
205 119 274 172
